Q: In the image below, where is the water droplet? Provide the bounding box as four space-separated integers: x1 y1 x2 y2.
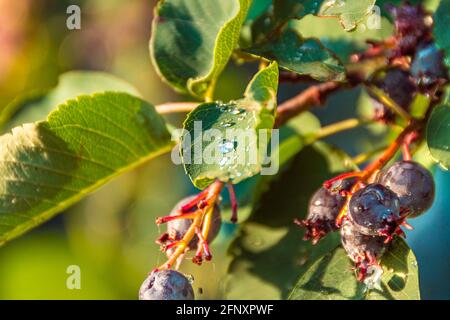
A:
220 120 235 128
11 198 17 204
230 108 245 115
185 274 195 284
219 157 230 166
218 140 236 154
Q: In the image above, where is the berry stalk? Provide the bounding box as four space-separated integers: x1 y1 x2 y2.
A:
156 180 224 270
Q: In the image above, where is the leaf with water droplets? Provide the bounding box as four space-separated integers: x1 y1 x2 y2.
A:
288 238 420 300
251 0 375 35
426 102 450 170
317 0 376 31
181 62 278 189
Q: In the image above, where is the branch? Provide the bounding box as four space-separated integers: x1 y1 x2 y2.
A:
274 81 342 127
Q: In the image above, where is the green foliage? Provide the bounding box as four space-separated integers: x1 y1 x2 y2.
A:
259 0 376 32
247 29 346 81
288 238 420 300
316 0 376 31
226 140 356 299
0 71 140 131
433 0 450 72
427 102 450 170
0 92 172 245
1 0 446 301
150 0 251 98
181 62 278 189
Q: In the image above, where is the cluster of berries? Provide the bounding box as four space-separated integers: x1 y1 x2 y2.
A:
354 4 448 123
297 160 434 283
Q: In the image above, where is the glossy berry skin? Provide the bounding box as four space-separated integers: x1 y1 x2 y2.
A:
139 270 194 300
341 219 387 281
167 196 221 250
411 42 448 90
297 180 352 244
348 184 401 237
378 161 435 217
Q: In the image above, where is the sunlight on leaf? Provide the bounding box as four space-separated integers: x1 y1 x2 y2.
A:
0 92 172 245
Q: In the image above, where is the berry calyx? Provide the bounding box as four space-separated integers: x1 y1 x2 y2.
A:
156 195 222 266
348 183 401 239
341 219 388 283
165 195 221 250
296 180 352 244
377 160 435 217
139 270 194 300
154 180 226 270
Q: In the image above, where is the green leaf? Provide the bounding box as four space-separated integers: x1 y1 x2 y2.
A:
181 62 278 189
0 71 140 131
150 0 251 98
0 92 172 246
288 238 420 300
270 0 375 31
247 29 346 82
246 0 272 21
426 102 450 170
433 0 450 72
317 0 376 31
225 142 355 299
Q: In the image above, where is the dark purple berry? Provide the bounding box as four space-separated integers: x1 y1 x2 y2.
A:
387 4 431 56
296 180 351 244
348 183 401 238
378 161 435 217
411 42 448 90
167 196 221 250
139 270 194 300
369 68 417 123
341 219 387 282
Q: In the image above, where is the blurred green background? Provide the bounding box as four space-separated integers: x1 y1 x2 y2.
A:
0 0 448 300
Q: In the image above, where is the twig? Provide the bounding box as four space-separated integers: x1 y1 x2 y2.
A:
274 82 343 127
155 102 198 114
305 118 368 144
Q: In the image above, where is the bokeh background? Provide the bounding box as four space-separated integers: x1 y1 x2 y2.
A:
0 0 448 299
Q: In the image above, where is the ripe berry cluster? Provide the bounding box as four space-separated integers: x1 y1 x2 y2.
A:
139 2 447 300
297 160 435 283
355 3 448 124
